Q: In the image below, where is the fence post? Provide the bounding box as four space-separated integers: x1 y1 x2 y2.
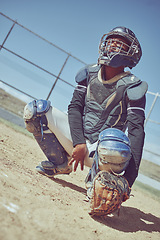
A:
0 21 16 51
144 92 159 127
46 54 70 100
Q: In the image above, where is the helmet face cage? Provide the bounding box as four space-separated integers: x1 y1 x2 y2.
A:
98 27 142 68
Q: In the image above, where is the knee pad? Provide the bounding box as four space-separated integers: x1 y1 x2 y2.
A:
23 99 51 135
97 128 131 173
24 99 51 120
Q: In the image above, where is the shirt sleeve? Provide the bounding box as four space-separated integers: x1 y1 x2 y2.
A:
68 83 87 147
124 95 146 187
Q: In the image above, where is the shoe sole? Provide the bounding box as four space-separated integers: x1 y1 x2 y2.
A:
36 165 72 177
36 166 55 177
40 161 56 170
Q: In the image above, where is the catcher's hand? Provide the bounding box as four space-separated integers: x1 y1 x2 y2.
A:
89 171 130 216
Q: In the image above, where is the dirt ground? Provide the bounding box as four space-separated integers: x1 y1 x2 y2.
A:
0 121 160 240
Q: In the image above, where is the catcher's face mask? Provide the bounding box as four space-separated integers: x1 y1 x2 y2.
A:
97 128 131 173
98 26 142 69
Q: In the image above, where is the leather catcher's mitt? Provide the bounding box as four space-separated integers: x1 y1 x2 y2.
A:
89 170 130 216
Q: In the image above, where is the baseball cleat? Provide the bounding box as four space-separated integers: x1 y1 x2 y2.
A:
36 161 72 177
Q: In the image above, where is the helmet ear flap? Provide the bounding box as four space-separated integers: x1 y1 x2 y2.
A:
98 34 107 54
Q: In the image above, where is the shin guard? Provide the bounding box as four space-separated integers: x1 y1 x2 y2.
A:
24 99 69 167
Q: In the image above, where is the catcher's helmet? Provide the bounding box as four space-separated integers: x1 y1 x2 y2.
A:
97 128 131 173
98 26 142 69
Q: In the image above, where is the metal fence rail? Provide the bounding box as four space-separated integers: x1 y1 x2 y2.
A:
145 91 160 126
0 12 87 65
0 12 159 162
0 11 85 100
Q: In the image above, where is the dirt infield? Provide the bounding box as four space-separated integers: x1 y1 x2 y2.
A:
0 121 160 240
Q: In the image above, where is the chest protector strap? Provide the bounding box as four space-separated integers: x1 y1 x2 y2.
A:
85 80 142 135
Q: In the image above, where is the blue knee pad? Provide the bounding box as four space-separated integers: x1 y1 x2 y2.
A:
23 99 51 120
97 128 131 170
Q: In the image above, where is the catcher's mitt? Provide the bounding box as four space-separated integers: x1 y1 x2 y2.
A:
89 170 130 216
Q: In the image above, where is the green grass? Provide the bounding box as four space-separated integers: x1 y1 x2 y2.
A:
0 117 33 138
134 181 160 201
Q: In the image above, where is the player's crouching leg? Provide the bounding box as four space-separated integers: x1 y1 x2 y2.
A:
23 99 72 177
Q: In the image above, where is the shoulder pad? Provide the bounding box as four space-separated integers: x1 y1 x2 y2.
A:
75 64 99 84
127 81 148 101
117 73 140 87
116 74 148 100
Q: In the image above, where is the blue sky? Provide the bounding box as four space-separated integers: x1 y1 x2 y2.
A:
0 0 160 163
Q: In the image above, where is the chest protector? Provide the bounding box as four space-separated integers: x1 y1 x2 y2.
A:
82 66 142 143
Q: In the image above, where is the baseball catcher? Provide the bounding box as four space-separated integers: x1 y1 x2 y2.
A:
24 26 147 216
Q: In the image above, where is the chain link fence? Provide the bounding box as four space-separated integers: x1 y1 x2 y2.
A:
0 12 159 164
